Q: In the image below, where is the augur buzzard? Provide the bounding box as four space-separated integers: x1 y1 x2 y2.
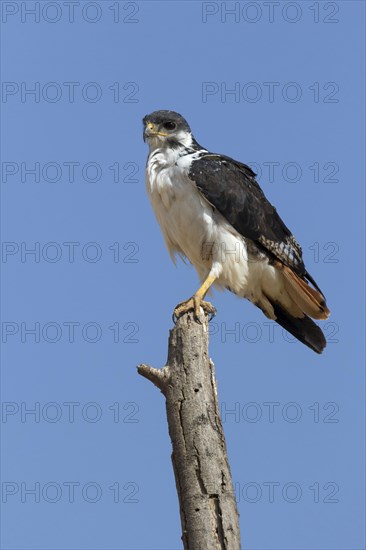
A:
143 110 330 353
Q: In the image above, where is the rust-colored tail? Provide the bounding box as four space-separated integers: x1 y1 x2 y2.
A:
281 265 330 320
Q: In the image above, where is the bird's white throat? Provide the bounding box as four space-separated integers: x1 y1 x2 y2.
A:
147 130 195 155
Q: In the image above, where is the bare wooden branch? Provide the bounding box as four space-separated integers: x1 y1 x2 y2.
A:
138 309 241 549
137 363 169 393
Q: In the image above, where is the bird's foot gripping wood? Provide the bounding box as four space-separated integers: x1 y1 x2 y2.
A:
173 296 216 323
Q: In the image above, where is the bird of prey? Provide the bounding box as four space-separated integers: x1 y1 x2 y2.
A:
143 110 330 353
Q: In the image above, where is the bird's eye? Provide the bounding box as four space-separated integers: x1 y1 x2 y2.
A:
163 121 177 131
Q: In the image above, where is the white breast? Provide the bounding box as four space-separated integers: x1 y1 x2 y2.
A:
146 146 244 287
146 148 212 273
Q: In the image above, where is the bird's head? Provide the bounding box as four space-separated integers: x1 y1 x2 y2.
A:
143 110 197 150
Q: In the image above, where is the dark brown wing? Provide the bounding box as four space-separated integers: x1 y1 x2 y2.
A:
189 153 305 275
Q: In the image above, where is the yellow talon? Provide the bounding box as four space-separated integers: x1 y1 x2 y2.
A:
173 272 218 323
173 296 216 323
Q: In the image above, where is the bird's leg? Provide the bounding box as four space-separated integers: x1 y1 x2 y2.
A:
174 274 217 321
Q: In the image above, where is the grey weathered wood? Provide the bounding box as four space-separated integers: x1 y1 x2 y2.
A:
138 310 241 550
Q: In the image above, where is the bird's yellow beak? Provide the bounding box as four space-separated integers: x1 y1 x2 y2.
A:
144 121 168 138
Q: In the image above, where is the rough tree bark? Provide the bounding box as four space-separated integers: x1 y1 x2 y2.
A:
137 310 241 550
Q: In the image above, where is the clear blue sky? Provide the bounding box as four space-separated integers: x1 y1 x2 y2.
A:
1 1 365 549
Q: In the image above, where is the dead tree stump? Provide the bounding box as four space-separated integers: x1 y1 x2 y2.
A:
138 309 241 549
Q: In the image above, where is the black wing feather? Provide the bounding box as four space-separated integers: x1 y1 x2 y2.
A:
189 153 305 275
